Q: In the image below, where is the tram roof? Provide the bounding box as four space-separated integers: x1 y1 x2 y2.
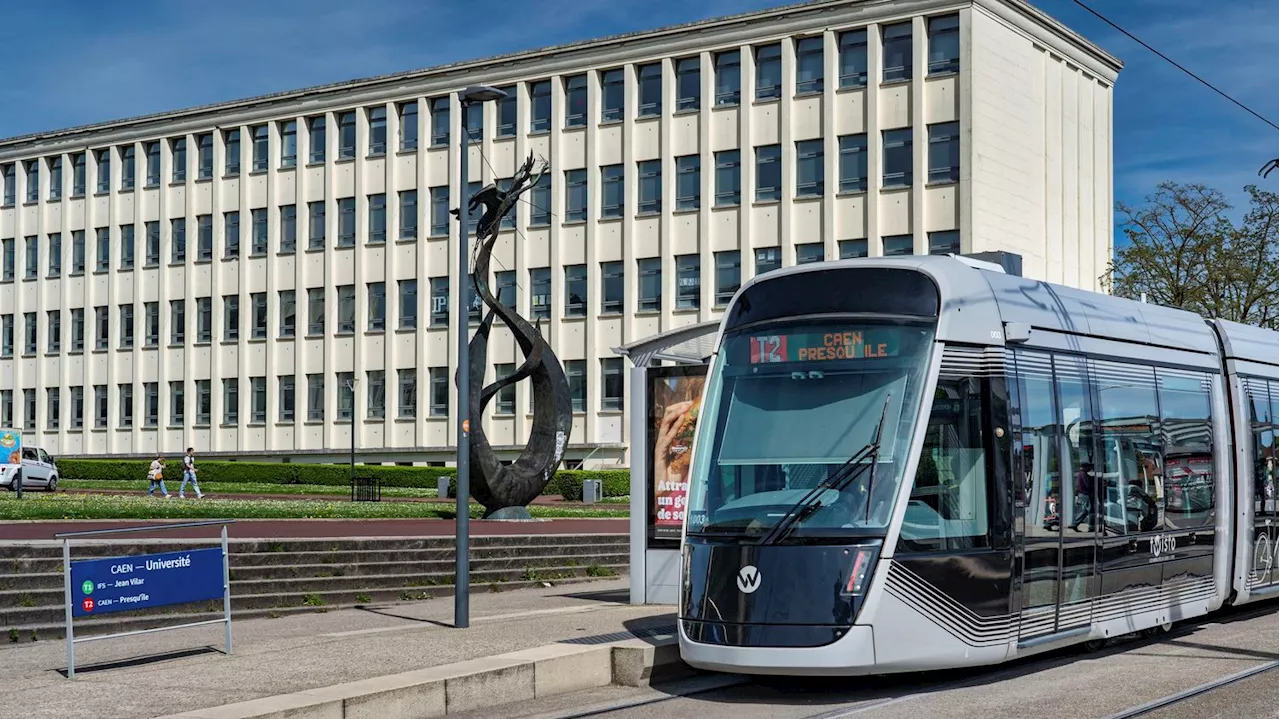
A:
1211 318 1279 367
728 256 1235 357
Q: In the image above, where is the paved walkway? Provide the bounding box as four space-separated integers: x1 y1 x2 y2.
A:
0 517 630 540
0 577 673 719
58 487 617 508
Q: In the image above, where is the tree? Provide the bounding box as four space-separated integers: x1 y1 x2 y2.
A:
1102 181 1278 329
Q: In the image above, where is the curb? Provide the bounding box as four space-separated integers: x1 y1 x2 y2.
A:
158 636 688 718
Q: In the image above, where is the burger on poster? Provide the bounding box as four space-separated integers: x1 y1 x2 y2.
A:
667 405 699 476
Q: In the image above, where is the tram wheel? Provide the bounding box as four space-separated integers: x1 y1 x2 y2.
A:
1083 638 1106 653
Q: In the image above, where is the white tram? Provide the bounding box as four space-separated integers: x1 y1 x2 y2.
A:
677 254 1278 676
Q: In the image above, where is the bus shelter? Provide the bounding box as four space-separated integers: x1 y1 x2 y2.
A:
613 321 719 605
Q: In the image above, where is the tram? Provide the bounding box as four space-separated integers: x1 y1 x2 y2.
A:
677 254 1278 676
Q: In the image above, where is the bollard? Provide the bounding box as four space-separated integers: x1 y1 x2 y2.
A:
582 479 602 504
437 476 451 500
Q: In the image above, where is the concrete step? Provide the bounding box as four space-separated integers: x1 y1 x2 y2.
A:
0 570 627 642
0 561 628 627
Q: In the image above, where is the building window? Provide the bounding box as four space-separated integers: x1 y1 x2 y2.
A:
564 75 587 128
23 389 35 430
796 243 825 264
338 197 356 247
120 146 135 191
601 261 623 315
338 111 357 159
170 219 186 264
280 204 297 253
196 134 213 178
47 156 62 200
280 121 297 168
714 50 741 106
676 254 700 309
169 300 185 345
638 258 662 312
637 63 663 117
169 382 184 426
368 106 387 155
430 98 450 147
429 367 449 417
195 380 211 425
46 388 60 429
565 169 587 222
601 358 624 411
366 370 385 419
367 282 386 331
928 14 961 75
714 251 740 306
0 315 11 357
795 36 824 94
1 238 13 281
118 304 134 349
71 231 85 274
839 134 868 192
307 288 325 335
398 279 417 329
251 292 267 339
712 150 740 206
337 285 356 333
223 295 239 341
840 239 869 258
637 160 662 214
530 267 551 320
0 390 10 427
143 382 159 427
495 271 516 308
884 128 914 188
755 144 781 201
676 155 700 211
248 209 267 255
143 302 158 347
928 121 960 183
224 129 240 176
166 137 188 186
307 374 324 420
308 201 326 249
564 265 587 318
465 99 483 140
144 221 160 265
1 163 13 205
399 101 418 151
120 225 136 269
929 230 960 255
23 312 36 355
755 43 782 100
529 174 550 226
755 247 780 275
883 234 914 256
883 22 913 82
95 228 110 272
674 56 701 111
218 378 237 425
48 310 61 352
528 80 552 133
284 376 301 421
279 290 296 337
430 278 449 326
398 369 416 418
494 364 515 415
251 125 268 171
72 153 86 195
399 190 417 240
599 165 624 219
24 236 38 280
119 383 134 427
197 215 213 260
839 29 868 88
95 149 111 193
600 69 625 122
429 187 449 236
224 211 240 258
565 360 587 412
246 377 265 423
368 193 387 244
496 86 517 138
47 232 61 277
307 116 326 163
796 139 824 197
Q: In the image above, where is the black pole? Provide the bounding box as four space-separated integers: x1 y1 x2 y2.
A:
349 379 356 497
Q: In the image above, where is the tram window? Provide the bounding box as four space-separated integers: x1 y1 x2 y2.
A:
1092 360 1162 535
899 375 990 551
1016 355 1059 540
1245 378 1277 518
1157 370 1215 529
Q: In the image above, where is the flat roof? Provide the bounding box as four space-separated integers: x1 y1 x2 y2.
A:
0 0 1121 150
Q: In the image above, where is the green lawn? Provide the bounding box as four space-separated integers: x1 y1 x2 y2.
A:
0 493 629 521
58 480 631 504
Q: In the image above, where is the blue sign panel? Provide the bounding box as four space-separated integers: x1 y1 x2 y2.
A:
70 548 225 617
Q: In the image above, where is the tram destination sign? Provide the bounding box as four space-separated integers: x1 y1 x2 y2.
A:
70 547 225 617
748 329 902 364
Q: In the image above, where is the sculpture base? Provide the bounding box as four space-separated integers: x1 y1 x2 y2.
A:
482 506 546 521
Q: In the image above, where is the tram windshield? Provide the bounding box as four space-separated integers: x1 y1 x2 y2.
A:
686 319 936 539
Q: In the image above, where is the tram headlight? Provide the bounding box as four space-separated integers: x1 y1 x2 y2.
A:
840 544 879 597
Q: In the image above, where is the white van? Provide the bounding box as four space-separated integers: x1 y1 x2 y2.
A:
0 446 60 492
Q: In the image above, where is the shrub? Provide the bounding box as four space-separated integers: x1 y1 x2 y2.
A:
58 459 631 499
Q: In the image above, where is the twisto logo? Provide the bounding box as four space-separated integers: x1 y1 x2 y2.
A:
737 565 761 594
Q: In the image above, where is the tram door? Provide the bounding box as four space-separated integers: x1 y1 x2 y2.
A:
1015 353 1101 640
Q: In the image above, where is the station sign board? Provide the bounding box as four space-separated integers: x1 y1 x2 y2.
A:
70 548 225 617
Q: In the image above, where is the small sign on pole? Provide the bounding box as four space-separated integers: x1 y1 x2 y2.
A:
58 520 234 680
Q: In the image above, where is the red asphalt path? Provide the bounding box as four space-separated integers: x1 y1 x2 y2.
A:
0 518 629 540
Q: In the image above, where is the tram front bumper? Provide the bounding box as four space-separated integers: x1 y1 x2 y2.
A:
678 622 877 676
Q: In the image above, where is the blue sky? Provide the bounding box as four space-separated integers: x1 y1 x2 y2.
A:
2 0 1276 235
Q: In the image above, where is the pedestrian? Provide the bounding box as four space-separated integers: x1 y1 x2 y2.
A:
147 455 171 498
180 447 204 499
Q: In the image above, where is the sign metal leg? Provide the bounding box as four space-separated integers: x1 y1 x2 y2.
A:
63 539 74 680
221 526 232 655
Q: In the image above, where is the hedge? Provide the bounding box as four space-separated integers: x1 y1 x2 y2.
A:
57 459 631 500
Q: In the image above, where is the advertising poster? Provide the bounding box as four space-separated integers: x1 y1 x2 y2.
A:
0 429 21 469
647 366 708 547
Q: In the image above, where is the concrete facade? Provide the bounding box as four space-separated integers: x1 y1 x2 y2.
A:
0 0 1120 464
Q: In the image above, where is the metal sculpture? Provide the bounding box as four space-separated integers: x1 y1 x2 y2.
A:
452 153 573 519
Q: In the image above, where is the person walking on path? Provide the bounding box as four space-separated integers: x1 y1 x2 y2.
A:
146 456 171 498
180 447 204 499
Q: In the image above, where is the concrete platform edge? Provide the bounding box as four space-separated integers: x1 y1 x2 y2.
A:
155 637 686 719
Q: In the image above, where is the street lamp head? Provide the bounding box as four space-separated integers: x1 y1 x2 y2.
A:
461 85 508 104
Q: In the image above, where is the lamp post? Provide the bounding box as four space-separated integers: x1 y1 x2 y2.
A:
455 85 508 630
346 375 358 493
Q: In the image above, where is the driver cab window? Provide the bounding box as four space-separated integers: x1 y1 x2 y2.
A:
899 373 991 551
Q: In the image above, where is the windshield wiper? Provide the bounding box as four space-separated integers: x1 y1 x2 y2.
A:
758 393 893 546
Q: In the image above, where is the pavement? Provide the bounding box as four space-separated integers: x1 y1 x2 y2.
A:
0 517 629 540
58 487 619 508
0 577 672 719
